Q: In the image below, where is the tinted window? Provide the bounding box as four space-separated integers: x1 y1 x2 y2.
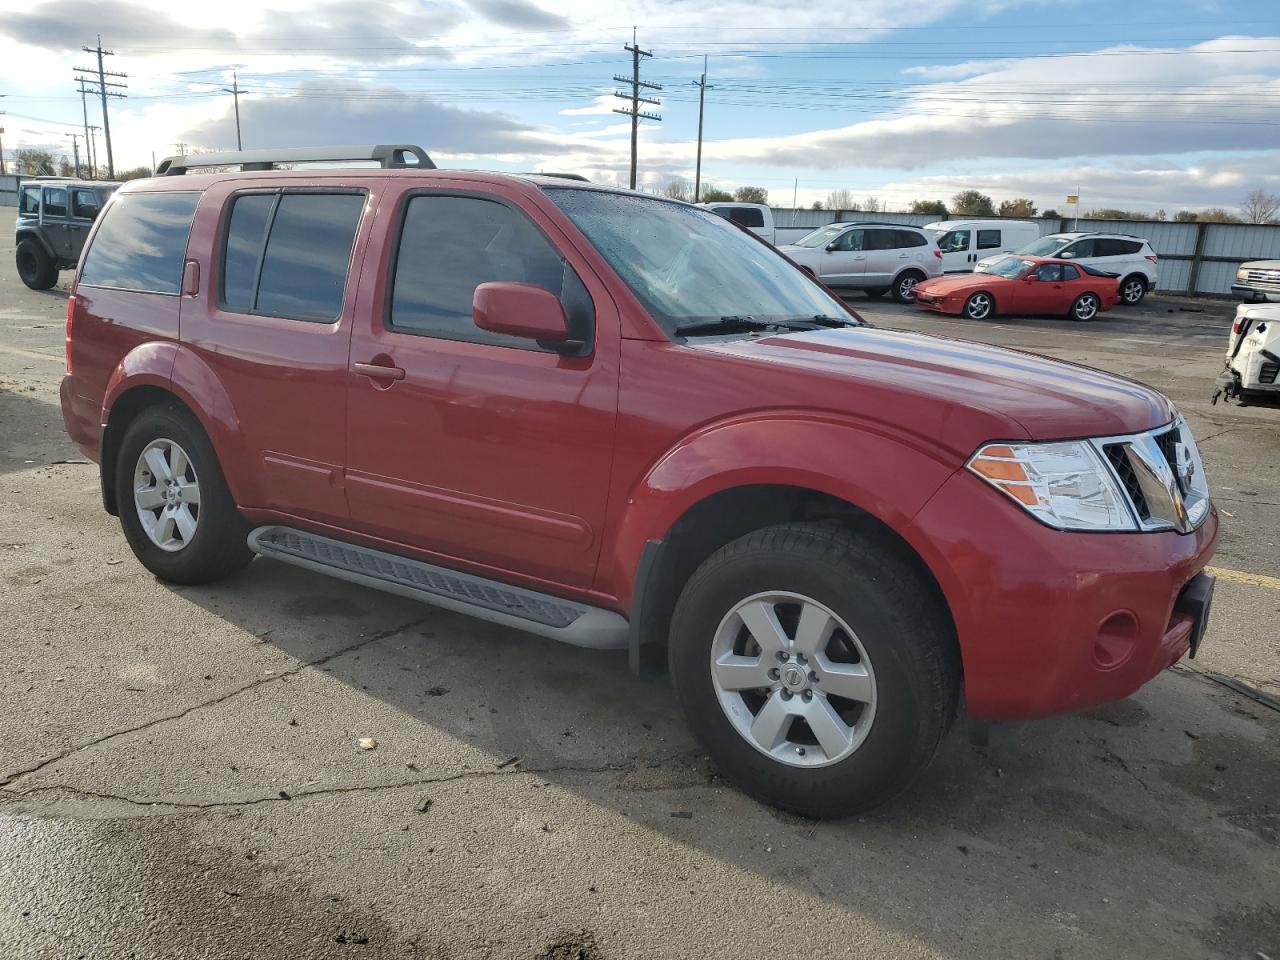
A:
1093 238 1144 257
937 229 970 253
897 230 928 248
72 189 101 219
19 186 40 215
1061 264 1080 280
254 193 365 322
864 229 897 251
390 195 573 349
831 228 864 252
221 193 277 313
1037 263 1064 281
726 207 766 228
976 229 1002 249
43 188 68 218
1062 238 1095 258
79 191 200 294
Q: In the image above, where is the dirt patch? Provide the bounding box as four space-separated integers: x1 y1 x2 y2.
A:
1161 734 1280 846
538 929 602 960
1196 903 1280 959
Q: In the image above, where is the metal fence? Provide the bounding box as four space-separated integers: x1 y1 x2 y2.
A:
0 174 20 208
768 209 1280 296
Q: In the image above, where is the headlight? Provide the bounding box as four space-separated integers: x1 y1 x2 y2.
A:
968 441 1137 531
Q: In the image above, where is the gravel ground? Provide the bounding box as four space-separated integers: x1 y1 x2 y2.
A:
1 207 1277 960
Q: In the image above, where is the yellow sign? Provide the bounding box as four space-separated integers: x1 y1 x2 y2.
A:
1066 195 1079 204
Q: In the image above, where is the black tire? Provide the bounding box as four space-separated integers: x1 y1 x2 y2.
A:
891 271 925 304
962 291 995 320
668 522 960 818
16 238 57 290
1070 292 1101 321
1119 274 1147 306
115 403 253 584
863 288 888 299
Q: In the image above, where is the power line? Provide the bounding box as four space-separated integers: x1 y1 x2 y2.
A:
612 30 662 190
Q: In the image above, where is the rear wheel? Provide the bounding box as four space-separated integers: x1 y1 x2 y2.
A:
116 404 253 584
668 522 959 818
1119 275 1147 305
16 239 57 290
1071 292 1100 321
962 292 994 320
892 271 925 304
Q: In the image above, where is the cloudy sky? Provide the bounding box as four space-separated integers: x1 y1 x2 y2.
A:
2 0 1279 213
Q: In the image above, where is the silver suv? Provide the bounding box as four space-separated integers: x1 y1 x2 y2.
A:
780 222 943 303
15 177 120 289
979 232 1159 306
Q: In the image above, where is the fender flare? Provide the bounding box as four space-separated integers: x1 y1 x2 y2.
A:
14 228 55 260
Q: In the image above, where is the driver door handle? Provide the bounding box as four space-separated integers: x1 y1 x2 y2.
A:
352 361 405 382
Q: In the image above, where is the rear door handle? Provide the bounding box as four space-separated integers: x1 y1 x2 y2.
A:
352 361 405 381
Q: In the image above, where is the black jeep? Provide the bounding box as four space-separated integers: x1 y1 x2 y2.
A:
15 177 120 290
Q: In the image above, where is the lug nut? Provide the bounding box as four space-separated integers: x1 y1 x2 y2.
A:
768 668 779 681
809 671 819 684
776 651 787 662
796 654 807 665
780 689 793 701
796 747 806 757
802 690 813 702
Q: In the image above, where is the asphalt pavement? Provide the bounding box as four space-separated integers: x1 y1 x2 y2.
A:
1 207 1277 960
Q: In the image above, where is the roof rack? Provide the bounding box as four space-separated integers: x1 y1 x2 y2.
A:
156 144 435 176
524 172 589 182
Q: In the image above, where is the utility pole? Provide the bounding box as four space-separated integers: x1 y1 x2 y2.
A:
68 133 81 177
222 71 243 150
692 56 713 202
173 141 189 157
76 78 94 178
612 29 661 190
88 125 100 177
75 37 127 179
0 94 6 176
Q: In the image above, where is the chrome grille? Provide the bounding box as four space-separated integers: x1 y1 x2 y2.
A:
1090 418 1210 534
1243 268 1280 288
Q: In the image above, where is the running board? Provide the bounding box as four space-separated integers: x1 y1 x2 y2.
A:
248 526 628 650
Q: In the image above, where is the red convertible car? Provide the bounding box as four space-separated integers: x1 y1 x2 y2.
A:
914 256 1121 321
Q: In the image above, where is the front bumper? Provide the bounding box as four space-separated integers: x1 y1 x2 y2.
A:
1231 284 1280 303
909 468 1219 721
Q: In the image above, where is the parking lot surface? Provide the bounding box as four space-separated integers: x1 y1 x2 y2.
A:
1 207 1277 960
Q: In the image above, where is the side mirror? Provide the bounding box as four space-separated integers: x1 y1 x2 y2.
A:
1025 273 1040 282
1060 252 1075 259
825 242 838 252
472 282 580 352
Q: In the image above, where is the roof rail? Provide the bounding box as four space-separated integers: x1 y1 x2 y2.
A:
524 172 589 182
156 144 435 176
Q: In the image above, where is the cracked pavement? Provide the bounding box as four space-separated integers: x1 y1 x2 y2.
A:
2 208 1278 959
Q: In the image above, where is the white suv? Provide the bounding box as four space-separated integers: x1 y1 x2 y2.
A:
977 232 1158 305
780 223 943 302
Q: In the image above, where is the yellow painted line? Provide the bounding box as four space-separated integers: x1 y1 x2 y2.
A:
0 344 62 364
1207 565 1280 591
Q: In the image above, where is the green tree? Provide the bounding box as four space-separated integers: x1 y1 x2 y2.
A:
998 197 1037 218
734 185 769 204
950 190 995 216
116 166 153 181
810 200 824 209
909 200 947 217
1040 209 1061 219
700 187 733 202
14 148 56 175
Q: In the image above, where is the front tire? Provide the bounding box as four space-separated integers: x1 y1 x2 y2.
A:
1119 275 1147 305
863 288 888 300
892 271 925 304
115 404 253 584
16 239 57 290
668 523 959 818
962 292 995 320
1071 292 1100 321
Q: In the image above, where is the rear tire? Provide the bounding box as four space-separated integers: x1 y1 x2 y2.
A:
1119 275 1147 306
668 522 959 818
892 271 925 304
1071 292 1100 321
16 239 57 290
115 404 253 585
962 292 995 320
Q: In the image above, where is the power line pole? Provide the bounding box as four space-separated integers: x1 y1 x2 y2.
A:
75 37 127 179
88 125 100 177
75 78 95 178
612 29 661 190
692 55 713 202
0 95 7 176
173 141 189 157
222 71 243 150
68 133 81 177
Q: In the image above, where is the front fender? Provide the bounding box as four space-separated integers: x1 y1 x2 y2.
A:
15 228 55 259
601 413 962 605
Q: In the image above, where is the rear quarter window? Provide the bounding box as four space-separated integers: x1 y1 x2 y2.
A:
897 230 928 247
79 191 201 294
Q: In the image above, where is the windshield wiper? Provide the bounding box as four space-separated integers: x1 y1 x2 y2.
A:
674 316 779 337
790 314 862 328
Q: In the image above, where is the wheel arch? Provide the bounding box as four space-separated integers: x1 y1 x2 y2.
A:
15 228 55 259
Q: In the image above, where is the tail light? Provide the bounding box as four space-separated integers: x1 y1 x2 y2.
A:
1145 254 1158 263
1233 313 1247 334
65 296 75 375
933 249 943 259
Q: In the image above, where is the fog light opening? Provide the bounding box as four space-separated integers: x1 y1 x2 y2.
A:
1093 611 1140 670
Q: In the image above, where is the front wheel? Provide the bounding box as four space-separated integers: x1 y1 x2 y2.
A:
962 292 994 320
16 238 57 290
1071 292 1100 321
116 404 253 584
892 271 925 304
1119 275 1147 305
668 523 959 818
863 288 888 300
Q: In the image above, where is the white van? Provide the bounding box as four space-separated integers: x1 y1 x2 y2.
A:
924 220 1041 274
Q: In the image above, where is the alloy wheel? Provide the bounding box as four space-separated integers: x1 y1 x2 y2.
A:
965 294 992 320
709 591 877 768
133 438 201 552
898 275 920 301
1122 279 1145 304
1074 294 1099 320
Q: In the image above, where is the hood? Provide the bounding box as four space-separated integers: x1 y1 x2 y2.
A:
698 327 1175 445
916 273 1014 296
779 245 821 266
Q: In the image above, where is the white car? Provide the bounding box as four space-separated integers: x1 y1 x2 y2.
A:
978 232 1158 305
780 223 943 302
925 219 1041 274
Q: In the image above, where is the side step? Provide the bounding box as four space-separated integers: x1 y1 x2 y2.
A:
248 526 628 650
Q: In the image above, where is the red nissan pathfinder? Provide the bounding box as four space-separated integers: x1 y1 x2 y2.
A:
58 145 1217 817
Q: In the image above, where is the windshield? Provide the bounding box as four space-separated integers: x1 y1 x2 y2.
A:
547 190 850 334
1020 236 1068 257
790 224 846 248
983 257 1034 279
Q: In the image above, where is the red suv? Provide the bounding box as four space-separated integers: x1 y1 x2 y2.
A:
59 145 1218 817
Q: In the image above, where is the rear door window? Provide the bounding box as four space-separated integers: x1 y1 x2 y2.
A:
863 229 897 251
71 189 101 220
219 191 366 322
43 187 68 218
726 207 766 228
976 229 1002 249
79 191 200 294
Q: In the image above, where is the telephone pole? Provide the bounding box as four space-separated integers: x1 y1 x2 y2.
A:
76 78 94 177
88 126 100 177
75 37 127 179
612 30 661 190
68 133 81 177
692 56 714 202
222 71 243 149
